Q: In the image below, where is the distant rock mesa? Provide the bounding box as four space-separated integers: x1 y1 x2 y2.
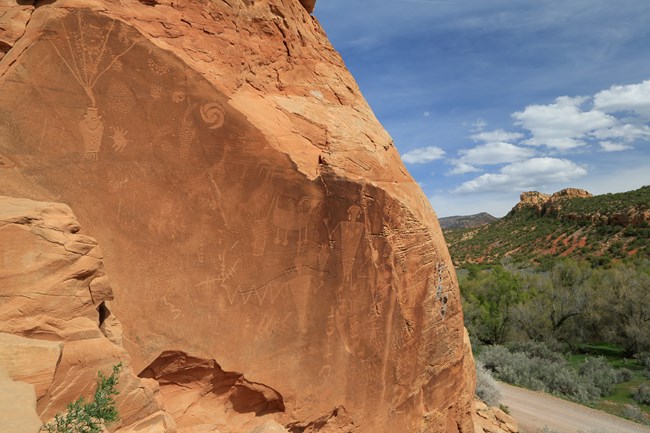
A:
513 188 593 214
0 1 474 433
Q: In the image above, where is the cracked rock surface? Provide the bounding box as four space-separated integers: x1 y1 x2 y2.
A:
0 1 475 432
0 196 166 432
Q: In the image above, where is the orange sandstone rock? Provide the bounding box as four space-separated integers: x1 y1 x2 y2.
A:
0 1 474 432
0 196 167 431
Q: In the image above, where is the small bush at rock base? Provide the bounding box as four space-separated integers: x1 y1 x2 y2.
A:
42 363 122 433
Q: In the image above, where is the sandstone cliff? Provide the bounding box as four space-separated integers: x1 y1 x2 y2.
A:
511 187 650 227
0 1 475 432
512 188 593 214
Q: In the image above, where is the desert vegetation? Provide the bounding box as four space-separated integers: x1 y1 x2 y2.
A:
445 186 650 267
42 364 122 433
461 259 650 423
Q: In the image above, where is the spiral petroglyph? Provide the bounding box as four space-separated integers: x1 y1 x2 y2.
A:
200 102 225 129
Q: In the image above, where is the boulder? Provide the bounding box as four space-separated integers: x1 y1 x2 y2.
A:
472 400 518 433
0 1 474 432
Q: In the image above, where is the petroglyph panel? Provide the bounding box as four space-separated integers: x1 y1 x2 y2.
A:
0 7 469 433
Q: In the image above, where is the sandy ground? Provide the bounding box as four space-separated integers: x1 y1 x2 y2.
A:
498 382 650 433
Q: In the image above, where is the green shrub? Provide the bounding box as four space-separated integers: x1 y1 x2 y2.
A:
42 363 122 433
507 341 565 363
579 357 621 396
622 404 645 423
479 344 630 404
635 352 650 376
633 383 650 405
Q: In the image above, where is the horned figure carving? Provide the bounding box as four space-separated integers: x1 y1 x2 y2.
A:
272 195 316 247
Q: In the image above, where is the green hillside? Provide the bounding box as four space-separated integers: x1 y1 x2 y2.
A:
438 212 499 230
444 186 650 267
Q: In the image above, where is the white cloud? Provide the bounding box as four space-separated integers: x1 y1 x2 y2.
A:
447 162 480 175
599 141 633 152
423 111 431 117
401 146 446 164
592 123 650 142
470 129 524 143
457 141 534 165
594 79 650 118
513 96 616 150
454 157 587 194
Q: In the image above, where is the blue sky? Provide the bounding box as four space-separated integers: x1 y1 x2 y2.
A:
314 0 650 217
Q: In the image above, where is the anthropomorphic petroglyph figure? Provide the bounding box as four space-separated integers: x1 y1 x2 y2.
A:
79 107 104 160
324 205 365 287
340 205 364 278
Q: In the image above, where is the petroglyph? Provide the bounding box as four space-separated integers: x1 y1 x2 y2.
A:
195 251 240 304
111 59 124 72
49 11 140 159
106 81 135 114
110 126 129 152
162 295 181 319
272 195 316 247
147 51 170 75
200 102 225 129
107 171 129 192
252 221 270 256
149 83 163 100
319 364 332 379
179 103 197 158
172 89 186 104
325 204 365 287
79 107 104 160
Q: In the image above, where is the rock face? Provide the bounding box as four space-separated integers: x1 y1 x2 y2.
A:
0 196 168 431
472 401 518 433
0 1 474 433
0 367 42 433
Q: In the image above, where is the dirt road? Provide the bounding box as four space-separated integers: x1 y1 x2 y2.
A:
497 382 650 433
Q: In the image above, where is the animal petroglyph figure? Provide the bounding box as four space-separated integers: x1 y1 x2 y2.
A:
272 195 316 247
